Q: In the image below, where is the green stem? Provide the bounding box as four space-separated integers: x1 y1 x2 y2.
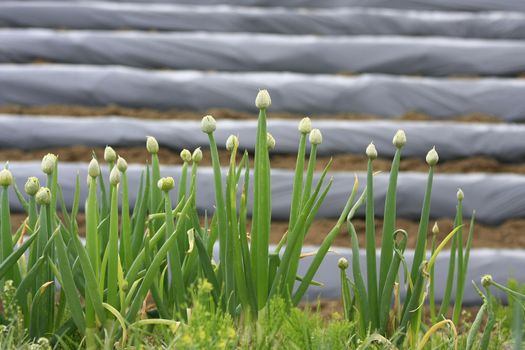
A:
85 176 99 339
27 196 38 270
1 186 16 283
226 146 250 316
252 107 271 309
164 190 185 313
365 158 379 329
300 144 317 210
288 133 307 232
378 148 401 298
120 171 132 272
452 200 465 326
107 183 119 312
207 132 230 305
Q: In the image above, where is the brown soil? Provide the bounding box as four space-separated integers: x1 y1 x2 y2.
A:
0 104 504 123
2 145 525 175
10 213 525 249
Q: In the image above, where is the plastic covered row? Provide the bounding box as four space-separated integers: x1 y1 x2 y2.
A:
3 29 525 76
4 161 525 224
3 64 525 121
300 247 522 303
22 0 525 12
2 3 525 39
2 115 525 162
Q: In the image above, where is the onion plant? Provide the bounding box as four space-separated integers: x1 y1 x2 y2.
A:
338 132 475 347
0 89 364 347
202 90 361 321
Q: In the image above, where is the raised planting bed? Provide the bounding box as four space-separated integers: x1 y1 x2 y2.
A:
3 161 525 224
299 247 525 303
3 3 525 39
4 29 525 76
23 0 525 12
0 115 524 161
3 65 525 120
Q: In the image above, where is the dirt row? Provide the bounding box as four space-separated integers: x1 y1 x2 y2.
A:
2 145 525 174
9 212 525 249
0 104 503 123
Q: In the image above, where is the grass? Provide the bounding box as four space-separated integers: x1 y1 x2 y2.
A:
0 90 522 348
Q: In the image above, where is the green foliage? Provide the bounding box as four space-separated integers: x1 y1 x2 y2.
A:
339 133 475 348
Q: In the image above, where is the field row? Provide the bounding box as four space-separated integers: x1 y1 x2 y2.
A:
3 65 525 120
2 2 525 38
296 247 523 303
1 115 524 161
22 0 525 12
3 29 525 76
4 161 524 224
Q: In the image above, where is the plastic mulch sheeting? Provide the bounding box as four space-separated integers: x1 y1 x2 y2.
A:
300 247 523 303
4 161 525 224
21 0 525 12
3 3 525 39
3 65 525 121
2 115 525 161
3 29 525 76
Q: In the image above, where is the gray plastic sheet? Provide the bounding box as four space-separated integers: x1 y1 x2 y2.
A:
3 64 525 121
4 161 525 224
2 115 525 162
3 3 525 39
3 29 525 76
22 0 525 12
300 247 521 303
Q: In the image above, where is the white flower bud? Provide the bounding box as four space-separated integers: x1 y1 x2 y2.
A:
457 189 464 201
226 135 239 152
146 136 159 154
192 148 203 163
266 133 276 150
35 187 51 205
432 222 439 235
298 117 312 134
426 147 439 166
255 89 271 109
338 257 348 270
201 115 216 134
109 166 120 186
481 274 493 288
180 149 192 163
157 177 175 192
309 128 322 145
117 156 127 172
41 153 57 175
366 142 378 160
0 169 13 187
88 158 100 178
392 130 407 148
104 146 117 163
24 176 40 196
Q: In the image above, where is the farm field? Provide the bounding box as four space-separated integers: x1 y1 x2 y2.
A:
1 0 525 349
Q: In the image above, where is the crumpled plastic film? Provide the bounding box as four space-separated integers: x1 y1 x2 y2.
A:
1 115 525 162
21 0 525 12
298 247 521 303
3 65 525 121
5 162 525 224
2 3 525 39
3 29 525 76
